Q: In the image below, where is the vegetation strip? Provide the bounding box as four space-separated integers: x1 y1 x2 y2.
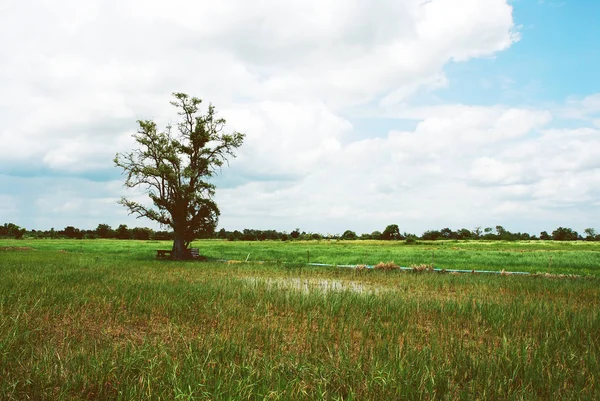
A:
308 262 532 275
1 247 598 400
222 260 535 275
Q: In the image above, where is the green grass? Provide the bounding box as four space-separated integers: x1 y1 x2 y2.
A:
1 240 599 399
4 238 600 276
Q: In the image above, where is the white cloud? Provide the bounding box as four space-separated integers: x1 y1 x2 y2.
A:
1 0 598 235
225 101 351 177
580 94 600 113
1 0 520 174
469 157 525 185
216 103 600 234
561 94 600 120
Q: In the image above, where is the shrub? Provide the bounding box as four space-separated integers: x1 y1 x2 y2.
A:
405 236 417 244
341 230 358 240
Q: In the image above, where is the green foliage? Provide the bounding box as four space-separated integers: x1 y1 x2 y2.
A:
95 224 114 239
0 223 25 239
440 227 454 239
341 230 358 240
456 228 473 239
404 235 417 244
552 227 579 241
115 224 131 240
11 222 593 244
381 224 401 240
130 227 153 240
584 228 599 241
227 230 242 241
114 93 244 257
370 231 382 240
585 228 596 238
62 226 83 239
421 230 442 240
308 232 322 240
152 230 173 240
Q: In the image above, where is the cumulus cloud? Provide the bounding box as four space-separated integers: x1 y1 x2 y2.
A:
470 157 525 185
1 0 519 174
217 102 600 234
1 0 598 234
561 94 600 121
224 101 351 179
217 103 562 232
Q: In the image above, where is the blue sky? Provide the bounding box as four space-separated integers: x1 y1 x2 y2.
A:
444 0 600 105
1 0 599 236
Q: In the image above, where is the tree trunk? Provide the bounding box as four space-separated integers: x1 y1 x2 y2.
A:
171 232 188 260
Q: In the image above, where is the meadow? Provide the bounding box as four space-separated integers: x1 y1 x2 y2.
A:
6 237 600 276
1 239 599 399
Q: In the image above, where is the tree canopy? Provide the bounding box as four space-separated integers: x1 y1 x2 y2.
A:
114 93 244 259
381 224 401 240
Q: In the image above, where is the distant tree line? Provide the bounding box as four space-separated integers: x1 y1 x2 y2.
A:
1 222 599 242
0 223 173 241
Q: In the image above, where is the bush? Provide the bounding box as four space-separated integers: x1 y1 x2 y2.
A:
341 230 358 240
405 236 417 244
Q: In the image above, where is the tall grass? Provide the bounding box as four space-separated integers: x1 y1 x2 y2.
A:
1 248 599 399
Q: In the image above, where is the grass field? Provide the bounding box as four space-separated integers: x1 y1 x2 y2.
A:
4 238 600 276
1 239 599 399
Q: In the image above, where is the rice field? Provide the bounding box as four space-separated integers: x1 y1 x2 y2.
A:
5 238 600 276
1 239 599 399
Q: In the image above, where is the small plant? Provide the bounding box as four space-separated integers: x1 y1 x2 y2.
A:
374 261 400 271
411 264 434 272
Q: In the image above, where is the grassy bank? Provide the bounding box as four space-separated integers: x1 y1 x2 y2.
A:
1 246 599 399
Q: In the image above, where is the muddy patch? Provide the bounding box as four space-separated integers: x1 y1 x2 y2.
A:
242 277 384 295
0 246 34 251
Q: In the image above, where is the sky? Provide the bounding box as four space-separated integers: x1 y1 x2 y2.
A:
1 0 599 236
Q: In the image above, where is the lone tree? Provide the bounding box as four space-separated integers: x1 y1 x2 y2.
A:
114 93 245 259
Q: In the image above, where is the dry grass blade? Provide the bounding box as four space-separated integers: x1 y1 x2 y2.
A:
374 261 400 271
410 263 434 272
